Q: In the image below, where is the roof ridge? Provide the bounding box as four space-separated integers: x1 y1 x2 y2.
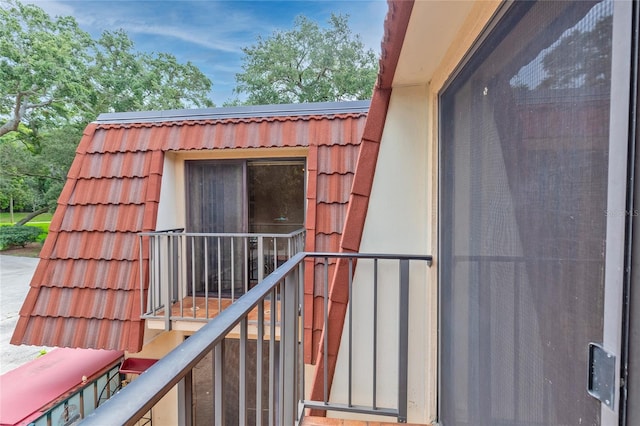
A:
95 100 371 126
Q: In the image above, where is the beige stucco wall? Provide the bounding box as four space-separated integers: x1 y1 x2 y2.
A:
156 152 185 231
329 84 433 423
329 1 503 423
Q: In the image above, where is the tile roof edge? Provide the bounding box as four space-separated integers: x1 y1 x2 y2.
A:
94 100 371 125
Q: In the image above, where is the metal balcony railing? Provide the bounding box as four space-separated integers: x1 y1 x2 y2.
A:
82 252 432 425
138 228 305 328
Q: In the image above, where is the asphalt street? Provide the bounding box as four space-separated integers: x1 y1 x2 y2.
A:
0 255 49 374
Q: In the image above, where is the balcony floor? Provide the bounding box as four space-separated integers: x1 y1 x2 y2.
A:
146 296 280 335
301 416 431 426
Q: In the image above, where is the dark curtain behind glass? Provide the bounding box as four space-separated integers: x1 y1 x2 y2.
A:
440 1 612 425
186 161 244 295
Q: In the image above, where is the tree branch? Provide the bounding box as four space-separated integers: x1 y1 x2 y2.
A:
25 99 54 110
0 89 51 137
0 170 66 182
15 206 49 226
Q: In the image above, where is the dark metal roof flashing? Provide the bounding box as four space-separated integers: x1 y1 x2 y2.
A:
94 100 371 124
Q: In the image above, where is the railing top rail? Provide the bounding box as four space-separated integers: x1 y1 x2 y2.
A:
453 254 602 263
82 251 306 425
138 228 305 239
308 252 433 262
152 227 185 234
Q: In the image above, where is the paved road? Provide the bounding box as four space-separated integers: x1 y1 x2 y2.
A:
0 255 49 374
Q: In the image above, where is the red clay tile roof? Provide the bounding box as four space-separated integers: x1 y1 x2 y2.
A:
12 103 367 352
308 0 414 409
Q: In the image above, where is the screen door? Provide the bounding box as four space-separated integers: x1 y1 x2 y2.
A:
439 1 631 424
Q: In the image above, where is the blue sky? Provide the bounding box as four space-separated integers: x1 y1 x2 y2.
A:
27 0 388 106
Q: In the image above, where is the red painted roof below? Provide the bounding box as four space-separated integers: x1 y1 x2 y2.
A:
0 348 122 426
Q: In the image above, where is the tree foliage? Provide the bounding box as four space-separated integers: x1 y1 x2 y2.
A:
234 14 378 105
81 30 214 120
0 0 92 137
0 0 215 222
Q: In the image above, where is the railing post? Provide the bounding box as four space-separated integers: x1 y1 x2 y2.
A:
398 259 409 423
297 260 305 422
282 269 299 424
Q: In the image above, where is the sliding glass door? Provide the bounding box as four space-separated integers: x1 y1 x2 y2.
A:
186 159 305 296
439 1 632 424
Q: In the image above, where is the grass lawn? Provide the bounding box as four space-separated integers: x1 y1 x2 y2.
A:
0 211 54 224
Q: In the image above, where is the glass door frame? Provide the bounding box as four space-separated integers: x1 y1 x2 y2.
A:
602 0 634 423
436 0 635 423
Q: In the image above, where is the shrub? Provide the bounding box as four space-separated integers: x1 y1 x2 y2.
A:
0 226 43 249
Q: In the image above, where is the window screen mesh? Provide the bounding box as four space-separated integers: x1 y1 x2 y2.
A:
440 1 613 425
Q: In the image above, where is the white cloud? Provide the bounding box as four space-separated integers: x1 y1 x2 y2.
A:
20 0 76 17
124 23 246 53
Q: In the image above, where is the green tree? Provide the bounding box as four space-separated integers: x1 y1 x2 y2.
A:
0 134 44 212
81 30 214 121
0 0 92 137
0 125 72 220
234 14 378 105
1 0 216 223
1 1 215 136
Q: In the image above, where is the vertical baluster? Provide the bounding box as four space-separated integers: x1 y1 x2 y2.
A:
204 237 209 319
189 237 195 319
244 237 249 293
231 237 236 302
240 317 248 425
139 235 144 317
178 233 183 318
217 237 222 313
181 370 193 426
398 259 409 422
373 258 378 410
149 236 162 315
278 281 285 424
323 257 329 404
273 238 277 273
269 288 276 426
258 236 265 282
257 299 264 426
348 257 353 408
214 342 225 425
163 235 171 330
